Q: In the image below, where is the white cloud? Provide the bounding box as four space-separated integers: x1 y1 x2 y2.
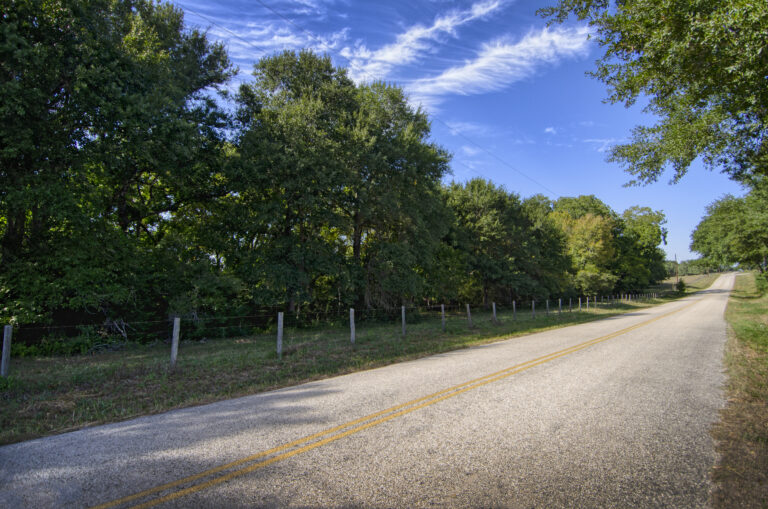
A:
342 0 504 82
544 126 557 135
583 138 621 152
406 26 591 108
461 145 483 156
446 121 491 136
201 21 349 73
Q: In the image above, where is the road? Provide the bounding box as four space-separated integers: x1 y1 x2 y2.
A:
0 274 734 508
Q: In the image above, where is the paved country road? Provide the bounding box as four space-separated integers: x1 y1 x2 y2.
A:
0 274 734 508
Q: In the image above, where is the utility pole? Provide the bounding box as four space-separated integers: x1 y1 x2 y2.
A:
675 253 679 284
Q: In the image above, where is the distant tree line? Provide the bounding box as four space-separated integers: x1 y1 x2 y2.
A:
663 259 726 278
0 0 668 332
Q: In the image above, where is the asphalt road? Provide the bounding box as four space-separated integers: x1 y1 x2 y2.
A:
0 274 734 508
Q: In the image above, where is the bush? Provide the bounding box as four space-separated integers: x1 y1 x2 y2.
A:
675 280 687 293
10 326 125 357
756 273 768 294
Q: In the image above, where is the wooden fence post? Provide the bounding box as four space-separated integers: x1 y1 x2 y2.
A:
492 302 497 323
466 304 473 328
401 306 406 338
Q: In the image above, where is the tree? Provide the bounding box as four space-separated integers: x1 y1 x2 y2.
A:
341 81 451 308
445 179 538 304
0 0 232 323
554 195 615 219
550 210 618 295
230 51 450 311
540 0 768 185
613 206 667 289
691 185 768 271
231 50 354 311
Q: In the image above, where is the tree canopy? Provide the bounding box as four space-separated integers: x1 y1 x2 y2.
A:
1 1 671 339
691 183 768 272
540 0 768 185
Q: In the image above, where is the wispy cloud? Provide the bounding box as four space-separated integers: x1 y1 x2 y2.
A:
407 26 591 108
544 126 557 135
583 138 622 152
461 145 483 156
445 120 492 136
340 0 504 81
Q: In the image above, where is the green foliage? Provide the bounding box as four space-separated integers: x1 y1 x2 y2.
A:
1 0 233 324
11 326 125 357
540 0 768 184
756 273 768 294
676 280 687 293
0 4 672 353
691 183 768 271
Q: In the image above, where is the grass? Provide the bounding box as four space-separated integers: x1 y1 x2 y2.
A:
1 297 660 446
712 272 768 508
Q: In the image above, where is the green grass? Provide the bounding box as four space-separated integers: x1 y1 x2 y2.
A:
712 272 768 507
0 298 665 446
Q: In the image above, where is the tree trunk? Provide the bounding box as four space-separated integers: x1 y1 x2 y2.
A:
1 208 26 262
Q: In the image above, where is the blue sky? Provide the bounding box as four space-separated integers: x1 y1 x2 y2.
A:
176 0 745 260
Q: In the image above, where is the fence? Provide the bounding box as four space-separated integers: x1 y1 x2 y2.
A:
0 293 659 377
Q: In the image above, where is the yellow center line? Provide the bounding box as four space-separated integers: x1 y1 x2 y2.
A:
93 299 699 509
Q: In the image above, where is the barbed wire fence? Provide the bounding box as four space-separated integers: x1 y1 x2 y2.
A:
0 293 660 377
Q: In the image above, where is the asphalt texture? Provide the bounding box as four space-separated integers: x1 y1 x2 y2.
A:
0 274 734 508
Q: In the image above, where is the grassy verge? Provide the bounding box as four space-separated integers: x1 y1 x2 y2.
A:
712 273 768 507
1 298 659 446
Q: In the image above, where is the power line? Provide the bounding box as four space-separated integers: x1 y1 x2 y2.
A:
180 0 559 196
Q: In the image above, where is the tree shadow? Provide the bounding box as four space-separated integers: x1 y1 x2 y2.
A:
0 383 342 507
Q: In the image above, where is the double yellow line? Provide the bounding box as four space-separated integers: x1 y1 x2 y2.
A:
94 299 698 509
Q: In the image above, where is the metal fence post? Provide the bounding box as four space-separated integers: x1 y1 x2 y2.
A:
170 317 180 370
532 300 536 319
350 308 355 344
277 312 283 359
1 325 12 377
441 304 446 332
513 300 516 320
558 298 562 316
492 302 497 323
402 306 406 338
546 299 549 316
